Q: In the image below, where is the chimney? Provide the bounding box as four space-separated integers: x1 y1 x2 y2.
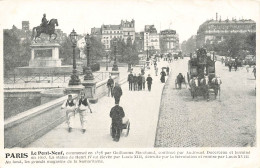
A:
216 13 218 21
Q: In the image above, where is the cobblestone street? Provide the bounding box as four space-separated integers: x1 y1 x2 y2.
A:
155 58 256 147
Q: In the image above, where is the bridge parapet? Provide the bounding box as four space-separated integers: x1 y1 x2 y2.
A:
4 94 77 148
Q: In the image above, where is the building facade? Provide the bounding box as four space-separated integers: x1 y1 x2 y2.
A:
196 16 256 47
101 24 123 50
121 19 135 43
144 25 160 53
160 29 179 54
22 21 29 31
91 19 135 51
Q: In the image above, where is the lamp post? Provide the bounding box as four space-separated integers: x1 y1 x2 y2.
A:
84 34 94 80
146 41 150 68
112 39 118 71
106 52 109 71
146 42 149 61
68 29 80 85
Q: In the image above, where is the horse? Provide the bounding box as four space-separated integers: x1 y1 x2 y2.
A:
189 77 198 99
200 76 210 101
212 77 222 99
31 18 59 43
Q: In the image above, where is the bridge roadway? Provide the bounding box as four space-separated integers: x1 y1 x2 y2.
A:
155 58 256 147
28 60 170 148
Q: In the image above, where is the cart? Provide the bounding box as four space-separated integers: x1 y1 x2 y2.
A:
110 117 130 137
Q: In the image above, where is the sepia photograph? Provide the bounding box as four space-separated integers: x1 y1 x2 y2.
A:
1 0 257 151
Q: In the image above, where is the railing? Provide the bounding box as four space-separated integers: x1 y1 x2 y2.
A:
4 71 110 84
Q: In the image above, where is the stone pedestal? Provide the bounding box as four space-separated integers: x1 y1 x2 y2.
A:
64 85 85 95
29 43 61 67
81 80 98 103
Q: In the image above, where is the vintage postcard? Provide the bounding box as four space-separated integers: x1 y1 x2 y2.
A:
0 0 259 167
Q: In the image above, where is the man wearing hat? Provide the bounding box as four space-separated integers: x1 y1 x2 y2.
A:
107 75 114 97
113 83 123 104
61 94 77 132
110 102 125 142
146 74 153 91
127 71 134 91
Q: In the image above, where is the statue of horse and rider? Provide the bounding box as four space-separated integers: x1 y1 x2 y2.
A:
31 14 59 42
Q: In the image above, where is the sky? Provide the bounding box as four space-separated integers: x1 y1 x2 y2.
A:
0 0 259 43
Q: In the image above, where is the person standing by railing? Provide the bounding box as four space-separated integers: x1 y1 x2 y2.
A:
107 76 114 97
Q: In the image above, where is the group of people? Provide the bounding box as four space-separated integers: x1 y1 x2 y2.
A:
127 72 153 92
61 92 93 133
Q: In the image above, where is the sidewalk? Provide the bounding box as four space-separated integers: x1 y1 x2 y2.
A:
28 61 170 148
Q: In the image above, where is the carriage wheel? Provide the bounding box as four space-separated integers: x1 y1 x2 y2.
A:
125 122 130 137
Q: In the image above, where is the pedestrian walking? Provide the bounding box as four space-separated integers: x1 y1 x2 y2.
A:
138 73 143 91
146 74 153 91
142 74 146 90
160 69 166 83
110 103 125 142
107 76 114 97
234 62 238 71
77 92 92 133
127 72 134 91
228 62 232 72
61 94 77 133
166 66 170 76
113 83 123 104
177 73 184 89
133 74 138 91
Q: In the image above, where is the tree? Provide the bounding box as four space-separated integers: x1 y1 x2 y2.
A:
59 37 73 65
83 36 105 64
4 29 21 73
245 32 256 55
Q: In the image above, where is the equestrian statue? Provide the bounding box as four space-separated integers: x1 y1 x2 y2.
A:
31 14 59 43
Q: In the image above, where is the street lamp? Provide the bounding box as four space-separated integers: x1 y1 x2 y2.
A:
146 41 150 68
68 29 80 85
146 42 149 61
106 52 109 71
112 39 118 71
84 34 94 80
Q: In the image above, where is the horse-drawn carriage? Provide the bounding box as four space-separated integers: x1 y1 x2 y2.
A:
187 48 221 100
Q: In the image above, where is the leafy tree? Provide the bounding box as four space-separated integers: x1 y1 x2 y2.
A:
59 37 73 65
83 36 105 64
